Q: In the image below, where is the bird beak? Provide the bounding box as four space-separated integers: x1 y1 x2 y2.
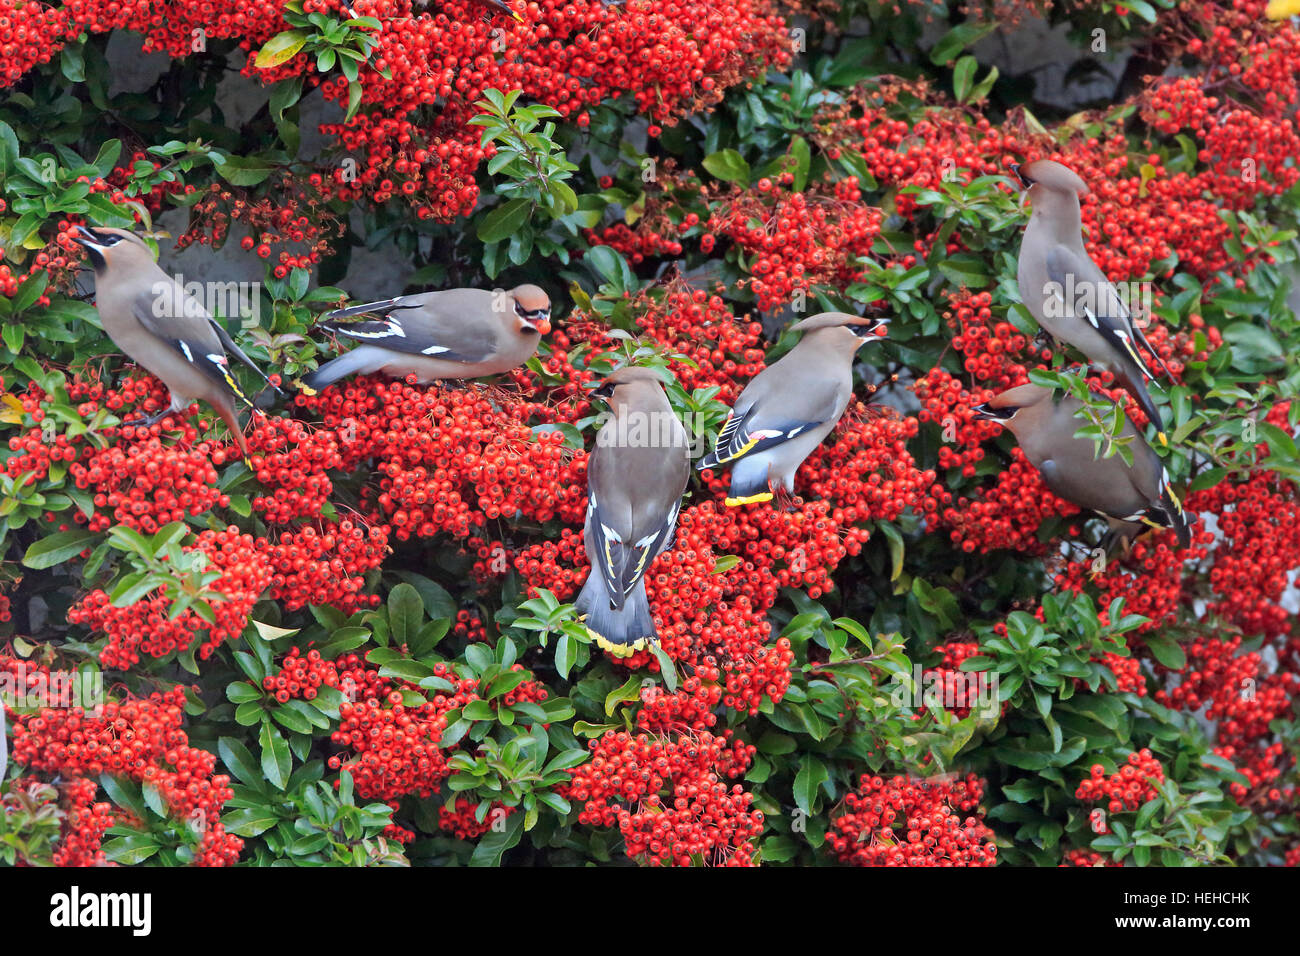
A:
1010 163 1033 189
853 318 890 339
520 313 551 335
73 225 106 250
971 402 997 421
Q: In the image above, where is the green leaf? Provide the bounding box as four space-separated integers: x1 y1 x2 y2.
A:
1143 632 1186 670
219 737 265 790
953 55 977 103
255 30 309 69
102 833 160 865
214 154 275 187
477 198 533 243
555 634 576 680
701 149 751 186
793 756 828 815
468 810 524 865
930 21 996 64
387 582 424 647
651 645 678 693
22 529 95 569
259 720 291 790
221 807 278 838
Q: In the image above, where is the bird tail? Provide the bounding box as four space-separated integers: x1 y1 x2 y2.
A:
574 570 657 658
724 454 773 507
1160 484 1193 550
211 396 251 463
1128 320 1174 380
1115 368 1167 446
296 347 383 396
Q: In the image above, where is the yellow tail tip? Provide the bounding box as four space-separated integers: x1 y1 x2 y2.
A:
294 379 318 397
725 491 774 507
1157 431 1168 446
590 629 648 659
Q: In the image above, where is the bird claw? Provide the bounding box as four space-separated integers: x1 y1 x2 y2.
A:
123 409 172 429
772 485 799 513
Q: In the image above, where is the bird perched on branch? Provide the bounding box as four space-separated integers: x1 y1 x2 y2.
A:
72 226 275 464
699 312 889 507
298 284 551 394
575 366 690 658
973 383 1191 553
1013 159 1171 444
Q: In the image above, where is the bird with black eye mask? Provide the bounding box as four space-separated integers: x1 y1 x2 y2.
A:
72 225 277 464
973 383 1191 554
700 312 889 507
298 283 551 394
575 366 690 658
1012 158 1172 445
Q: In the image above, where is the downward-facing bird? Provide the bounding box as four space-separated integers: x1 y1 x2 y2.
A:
575 367 691 658
699 312 889 506
299 284 551 394
973 383 1191 552
73 226 274 462
1013 159 1172 444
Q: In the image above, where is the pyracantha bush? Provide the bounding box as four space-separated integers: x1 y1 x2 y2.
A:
0 0 1298 868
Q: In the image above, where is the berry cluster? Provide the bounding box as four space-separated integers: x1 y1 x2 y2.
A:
826 773 996 866
6 678 242 866
1075 750 1166 815
569 726 762 866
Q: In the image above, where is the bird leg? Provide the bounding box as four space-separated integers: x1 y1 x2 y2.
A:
123 406 181 429
1033 328 1058 354
771 483 799 513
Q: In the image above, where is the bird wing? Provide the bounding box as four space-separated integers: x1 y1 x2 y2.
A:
587 441 687 609
130 284 255 405
1040 454 1189 548
207 318 275 389
1044 246 1165 381
698 365 846 470
318 290 501 364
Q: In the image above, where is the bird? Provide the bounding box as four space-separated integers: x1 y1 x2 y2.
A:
72 226 275 463
575 366 691 658
1012 158 1172 445
698 312 889 507
972 383 1191 553
298 284 551 394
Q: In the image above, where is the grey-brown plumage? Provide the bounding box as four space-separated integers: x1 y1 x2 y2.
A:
973 383 1191 551
1013 159 1171 444
299 284 550 393
575 366 690 657
698 312 889 506
73 226 271 461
